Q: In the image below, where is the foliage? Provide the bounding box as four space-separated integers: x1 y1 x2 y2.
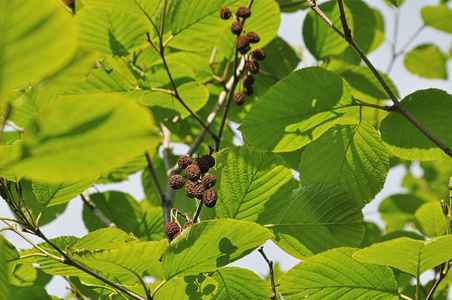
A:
1 0 452 299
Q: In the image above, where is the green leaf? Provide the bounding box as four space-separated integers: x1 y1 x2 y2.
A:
73 227 138 250
154 275 218 300
82 192 142 235
0 140 23 181
264 184 364 259
380 89 452 161
353 236 452 277
0 238 14 299
347 0 385 54
303 1 353 60
422 4 452 33
360 221 383 248
32 179 96 207
279 248 399 300
0 0 76 95
299 123 389 207
211 267 271 299
13 286 53 300
72 240 167 275
277 0 310 13
6 94 161 183
140 82 210 119
137 203 165 241
404 44 448 79
379 194 425 233
413 201 447 238
75 7 149 56
162 219 273 279
200 146 294 223
339 66 398 101
239 67 354 152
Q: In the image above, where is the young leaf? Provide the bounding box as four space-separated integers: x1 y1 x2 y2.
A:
210 267 271 299
162 219 273 279
422 4 452 34
263 184 364 259
200 146 294 222
299 123 389 207
154 275 218 300
303 1 354 60
380 89 452 161
7 94 161 183
353 236 452 277
32 179 96 207
279 248 400 300
404 44 448 79
239 67 354 152
0 0 76 96
413 201 447 238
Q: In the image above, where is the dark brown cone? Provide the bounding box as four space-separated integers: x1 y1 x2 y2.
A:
220 7 232 19
252 49 265 61
238 44 251 55
236 35 250 52
185 164 201 182
177 155 192 169
202 174 216 188
185 181 197 198
193 157 210 174
243 75 255 88
246 60 259 74
202 154 215 168
194 183 207 200
236 6 251 19
234 92 245 105
243 86 254 96
165 221 181 240
183 220 194 230
246 32 260 43
168 174 185 190
203 189 218 208
231 21 243 35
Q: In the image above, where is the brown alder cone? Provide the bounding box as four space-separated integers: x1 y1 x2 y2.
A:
234 92 245 105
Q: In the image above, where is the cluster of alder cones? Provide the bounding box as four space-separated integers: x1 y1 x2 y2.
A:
164 210 194 242
166 154 217 241
220 6 266 106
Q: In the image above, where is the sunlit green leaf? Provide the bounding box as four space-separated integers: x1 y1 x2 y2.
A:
299 123 389 207
279 248 399 300
404 44 447 79
277 0 310 13
422 4 452 33
0 235 19 281
384 0 404 7
162 219 273 279
200 146 294 223
379 194 425 233
303 1 354 59
154 275 218 300
380 89 452 161
353 236 452 276
75 7 149 56
211 267 270 299
239 67 354 152
263 184 364 259
0 0 76 96
6 94 161 183
32 179 96 207
413 201 447 238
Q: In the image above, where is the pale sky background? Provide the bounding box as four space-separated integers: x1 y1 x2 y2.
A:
1 0 452 297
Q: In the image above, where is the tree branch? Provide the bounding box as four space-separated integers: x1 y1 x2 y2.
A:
258 246 277 300
307 0 452 159
426 264 446 300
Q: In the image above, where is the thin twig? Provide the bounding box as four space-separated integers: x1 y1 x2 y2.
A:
193 201 204 223
355 99 395 112
426 264 446 300
80 192 116 228
308 0 452 159
258 246 277 300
